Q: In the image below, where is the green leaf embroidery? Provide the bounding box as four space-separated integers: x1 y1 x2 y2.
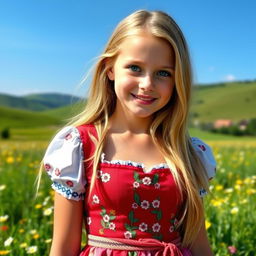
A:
157 210 162 221
131 230 136 238
101 220 107 228
125 223 132 232
109 215 116 220
133 218 139 223
134 193 141 204
151 210 158 215
152 174 159 184
133 172 140 182
128 211 134 222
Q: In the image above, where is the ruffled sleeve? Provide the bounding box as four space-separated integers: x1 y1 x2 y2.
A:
43 126 86 201
191 137 217 197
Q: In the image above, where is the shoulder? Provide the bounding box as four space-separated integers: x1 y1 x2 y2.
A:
191 137 216 180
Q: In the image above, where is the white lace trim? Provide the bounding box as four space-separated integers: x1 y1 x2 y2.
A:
100 153 169 173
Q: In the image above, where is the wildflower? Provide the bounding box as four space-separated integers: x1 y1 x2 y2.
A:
33 233 40 239
0 215 8 222
0 250 11 255
19 228 24 233
35 204 42 209
215 185 223 191
230 207 239 215
20 243 27 248
0 225 9 231
205 220 211 230
43 207 53 216
26 246 38 254
4 237 13 247
224 188 234 193
0 185 6 191
29 229 37 235
236 179 243 185
228 245 237 254
45 239 52 244
6 156 14 164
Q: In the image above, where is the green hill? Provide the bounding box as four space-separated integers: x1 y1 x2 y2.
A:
191 81 256 122
0 93 81 111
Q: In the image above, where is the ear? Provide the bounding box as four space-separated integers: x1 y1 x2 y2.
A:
107 67 115 81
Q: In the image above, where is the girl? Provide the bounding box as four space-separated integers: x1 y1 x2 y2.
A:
42 10 216 256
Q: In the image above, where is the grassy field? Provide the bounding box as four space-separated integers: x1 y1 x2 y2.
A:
0 133 256 255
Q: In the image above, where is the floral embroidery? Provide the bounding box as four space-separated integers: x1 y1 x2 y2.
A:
133 172 159 187
152 199 160 208
133 181 140 188
169 214 179 233
55 168 61 176
139 222 148 232
97 170 111 183
124 231 133 239
142 177 151 185
154 183 160 189
66 180 74 187
152 223 161 232
99 206 116 234
198 144 206 151
65 133 72 140
52 181 84 199
92 194 100 204
132 203 139 209
44 163 52 171
141 200 150 210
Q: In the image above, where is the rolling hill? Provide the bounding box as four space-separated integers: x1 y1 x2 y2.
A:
0 93 81 111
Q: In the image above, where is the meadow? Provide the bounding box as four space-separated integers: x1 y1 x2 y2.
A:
0 134 256 255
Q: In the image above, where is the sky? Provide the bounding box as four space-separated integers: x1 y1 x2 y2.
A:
0 0 255 96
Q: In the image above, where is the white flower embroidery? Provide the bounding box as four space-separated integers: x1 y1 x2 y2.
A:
152 199 160 208
169 225 174 233
141 200 150 210
87 217 92 225
133 181 140 188
109 222 116 230
152 223 161 232
103 214 110 222
142 177 151 185
154 183 160 189
139 222 148 232
124 231 132 239
132 202 138 209
101 173 111 183
92 194 100 204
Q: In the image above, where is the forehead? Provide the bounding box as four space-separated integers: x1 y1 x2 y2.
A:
116 33 175 67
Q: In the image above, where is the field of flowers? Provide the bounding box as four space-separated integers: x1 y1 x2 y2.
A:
0 140 255 255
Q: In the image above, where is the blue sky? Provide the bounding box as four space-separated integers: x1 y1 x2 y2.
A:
0 0 255 96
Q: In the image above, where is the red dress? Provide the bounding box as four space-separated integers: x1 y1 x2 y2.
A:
43 124 216 255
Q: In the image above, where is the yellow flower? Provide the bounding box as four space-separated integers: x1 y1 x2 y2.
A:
236 179 243 185
33 234 40 239
235 184 241 190
0 251 11 255
230 207 239 214
35 204 42 209
0 215 9 223
0 185 6 191
20 243 27 248
6 156 14 164
246 188 256 195
215 185 224 191
205 220 211 230
26 246 38 254
19 229 25 233
224 188 233 193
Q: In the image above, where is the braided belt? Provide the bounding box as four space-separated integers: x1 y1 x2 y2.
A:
88 234 184 256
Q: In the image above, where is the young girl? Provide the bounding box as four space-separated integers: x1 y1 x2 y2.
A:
43 10 216 256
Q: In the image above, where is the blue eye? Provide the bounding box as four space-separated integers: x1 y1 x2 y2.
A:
128 65 141 72
157 70 171 77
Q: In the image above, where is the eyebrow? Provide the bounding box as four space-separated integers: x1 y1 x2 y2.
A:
125 59 175 70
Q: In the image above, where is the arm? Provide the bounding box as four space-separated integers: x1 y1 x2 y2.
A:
190 217 214 256
49 192 84 256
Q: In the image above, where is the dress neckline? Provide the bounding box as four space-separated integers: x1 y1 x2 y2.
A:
100 153 169 173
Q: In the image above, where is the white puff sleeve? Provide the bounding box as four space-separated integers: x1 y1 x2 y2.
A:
191 137 217 197
43 126 86 201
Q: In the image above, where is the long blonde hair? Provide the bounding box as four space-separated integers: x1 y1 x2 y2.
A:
42 10 209 248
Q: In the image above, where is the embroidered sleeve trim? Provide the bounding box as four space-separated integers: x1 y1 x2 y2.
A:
51 181 85 201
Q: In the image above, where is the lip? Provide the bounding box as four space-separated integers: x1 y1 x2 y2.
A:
131 93 157 105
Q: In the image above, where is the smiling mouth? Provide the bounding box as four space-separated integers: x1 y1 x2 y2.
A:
131 93 157 104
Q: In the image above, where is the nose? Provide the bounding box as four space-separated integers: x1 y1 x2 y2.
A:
139 74 154 91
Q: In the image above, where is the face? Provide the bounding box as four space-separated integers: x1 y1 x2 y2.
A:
107 33 175 123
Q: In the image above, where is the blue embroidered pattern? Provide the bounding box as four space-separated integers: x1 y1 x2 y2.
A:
52 181 85 200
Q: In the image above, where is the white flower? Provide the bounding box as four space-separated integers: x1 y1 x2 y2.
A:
132 202 138 209
133 181 140 188
0 215 9 222
141 200 150 210
26 246 38 254
43 207 53 216
92 194 100 204
154 183 160 189
169 225 174 233
124 231 132 239
29 229 37 235
152 200 160 208
109 222 116 230
152 223 161 232
0 184 6 191
101 173 111 183
4 237 14 247
139 222 148 232
103 214 110 222
87 217 92 225
142 177 151 185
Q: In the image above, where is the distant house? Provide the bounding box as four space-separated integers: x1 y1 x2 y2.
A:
214 119 233 128
238 120 249 130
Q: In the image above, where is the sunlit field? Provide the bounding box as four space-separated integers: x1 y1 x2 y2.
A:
0 140 255 255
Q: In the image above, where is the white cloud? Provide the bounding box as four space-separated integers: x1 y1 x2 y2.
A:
224 74 236 82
